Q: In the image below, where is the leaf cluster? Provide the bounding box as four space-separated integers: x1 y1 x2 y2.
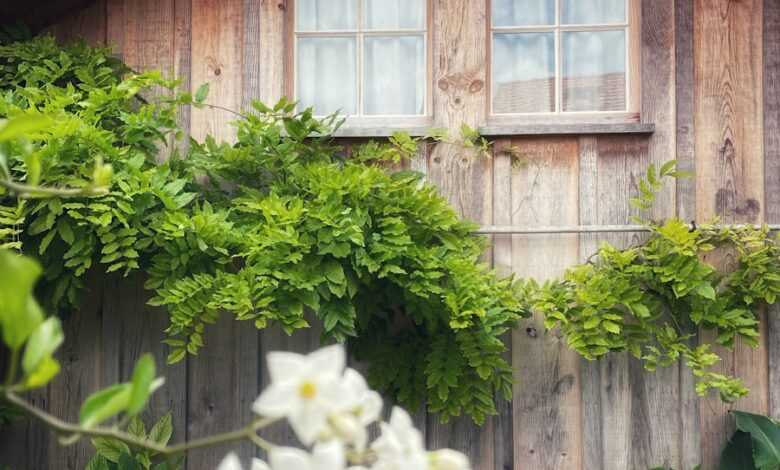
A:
529 162 780 403
86 413 181 470
0 37 526 423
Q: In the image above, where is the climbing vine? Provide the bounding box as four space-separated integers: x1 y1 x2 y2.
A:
527 162 780 402
0 36 525 424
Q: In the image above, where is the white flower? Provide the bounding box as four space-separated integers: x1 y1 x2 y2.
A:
253 345 347 445
325 368 383 450
370 407 427 470
216 452 268 470
253 440 348 470
428 449 471 470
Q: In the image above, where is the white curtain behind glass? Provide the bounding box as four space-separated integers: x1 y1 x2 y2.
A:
364 36 424 115
297 37 357 115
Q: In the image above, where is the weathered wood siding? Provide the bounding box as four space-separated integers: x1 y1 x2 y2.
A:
1 0 779 469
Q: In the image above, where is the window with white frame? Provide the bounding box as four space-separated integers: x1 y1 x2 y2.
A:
293 0 429 118
490 0 638 117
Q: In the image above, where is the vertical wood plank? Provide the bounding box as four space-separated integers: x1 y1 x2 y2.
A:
424 0 493 466
694 0 767 467
257 0 287 106
174 0 193 150
511 137 582 470
578 136 652 470
49 0 107 46
186 2 255 469
46 271 107 468
242 0 262 110
631 3 684 469
190 0 244 143
492 139 513 470
766 0 780 422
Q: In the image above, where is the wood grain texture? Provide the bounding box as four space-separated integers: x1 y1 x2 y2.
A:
424 1 494 464
48 0 107 46
694 0 768 467
174 0 193 150
257 0 287 105
578 136 657 470
766 0 780 422
491 140 513 470
630 4 685 469
511 137 582 470
190 0 244 143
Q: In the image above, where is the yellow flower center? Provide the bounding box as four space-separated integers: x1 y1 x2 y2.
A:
299 381 317 400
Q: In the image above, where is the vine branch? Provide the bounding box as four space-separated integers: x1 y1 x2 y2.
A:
2 390 276 455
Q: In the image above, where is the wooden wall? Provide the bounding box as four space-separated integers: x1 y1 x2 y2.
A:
1 0 780 469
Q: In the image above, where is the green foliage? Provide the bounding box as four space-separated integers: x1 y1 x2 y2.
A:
0 36 526 423
529 161 780 403
719 411 780 470
86 413 182 470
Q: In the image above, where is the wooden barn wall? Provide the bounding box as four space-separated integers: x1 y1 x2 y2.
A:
1 0 779 469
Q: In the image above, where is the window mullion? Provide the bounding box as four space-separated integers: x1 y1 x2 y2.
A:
555 0 561 114
357 0 364 117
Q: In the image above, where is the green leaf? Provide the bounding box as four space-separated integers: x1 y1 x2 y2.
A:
0 115 52 141
22 316 64 375
23 356 60 388
118 451 141 470
194 83 209 104
85 455 111 470
733 411 780 469
696 283 717 300
92 437 131 463
149 412 173 445
126 354 160 416
720 430 758 470
80 383 132 428
127 415 147 439
0 250 44 350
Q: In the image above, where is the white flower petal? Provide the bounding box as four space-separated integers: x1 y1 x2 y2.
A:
217 452 244 470
358 391 383 425
266 351 307 383
343 368 368 391
429 449 471 470
250 458 272 470
252 381 299 417
311 440 346 470
289 405 329 445
389 406 413 430
307 344 345 377
269 447 312 470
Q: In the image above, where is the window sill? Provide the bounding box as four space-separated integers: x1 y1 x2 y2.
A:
478 122 655 136
332 126 433 138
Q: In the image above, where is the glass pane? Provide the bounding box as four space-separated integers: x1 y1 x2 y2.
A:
492 0 555 27
562 30 626 112
297 0 357 31
492 33 555 113
365 0 425 29
364 35 425 115
561 0 626 24
297 37 357 115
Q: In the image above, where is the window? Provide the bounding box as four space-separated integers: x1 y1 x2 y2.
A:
490 0 639 120
290 0 430 121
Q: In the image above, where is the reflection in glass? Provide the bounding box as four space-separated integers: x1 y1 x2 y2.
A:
562 30 626 111
492 0 555 26
365 0 425 29
492 33 555 113
364 36 425 115
297 37 357 114
297 0 357 31
561 0 625 24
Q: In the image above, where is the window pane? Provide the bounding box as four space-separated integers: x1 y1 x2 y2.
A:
297 37 357 115
364 35 425 115
561 0 626 24
562 30 626 112
492 33 555 113
365 0 425 29
492 0 555 26
297 0 357 31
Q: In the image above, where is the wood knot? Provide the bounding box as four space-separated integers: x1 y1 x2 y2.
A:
526 326 537 337
437 78 450 91
278 1 286 10
469 79 484 93
214 67 222 76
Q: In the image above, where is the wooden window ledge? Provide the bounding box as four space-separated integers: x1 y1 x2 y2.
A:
478 122 655 136
330 123 654 138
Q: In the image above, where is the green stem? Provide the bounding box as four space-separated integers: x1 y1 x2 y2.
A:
3 390 275 455
0 178 107 198
4 349 19 386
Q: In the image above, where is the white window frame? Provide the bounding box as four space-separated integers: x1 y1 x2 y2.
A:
487 0 641 124
287 0 433 128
